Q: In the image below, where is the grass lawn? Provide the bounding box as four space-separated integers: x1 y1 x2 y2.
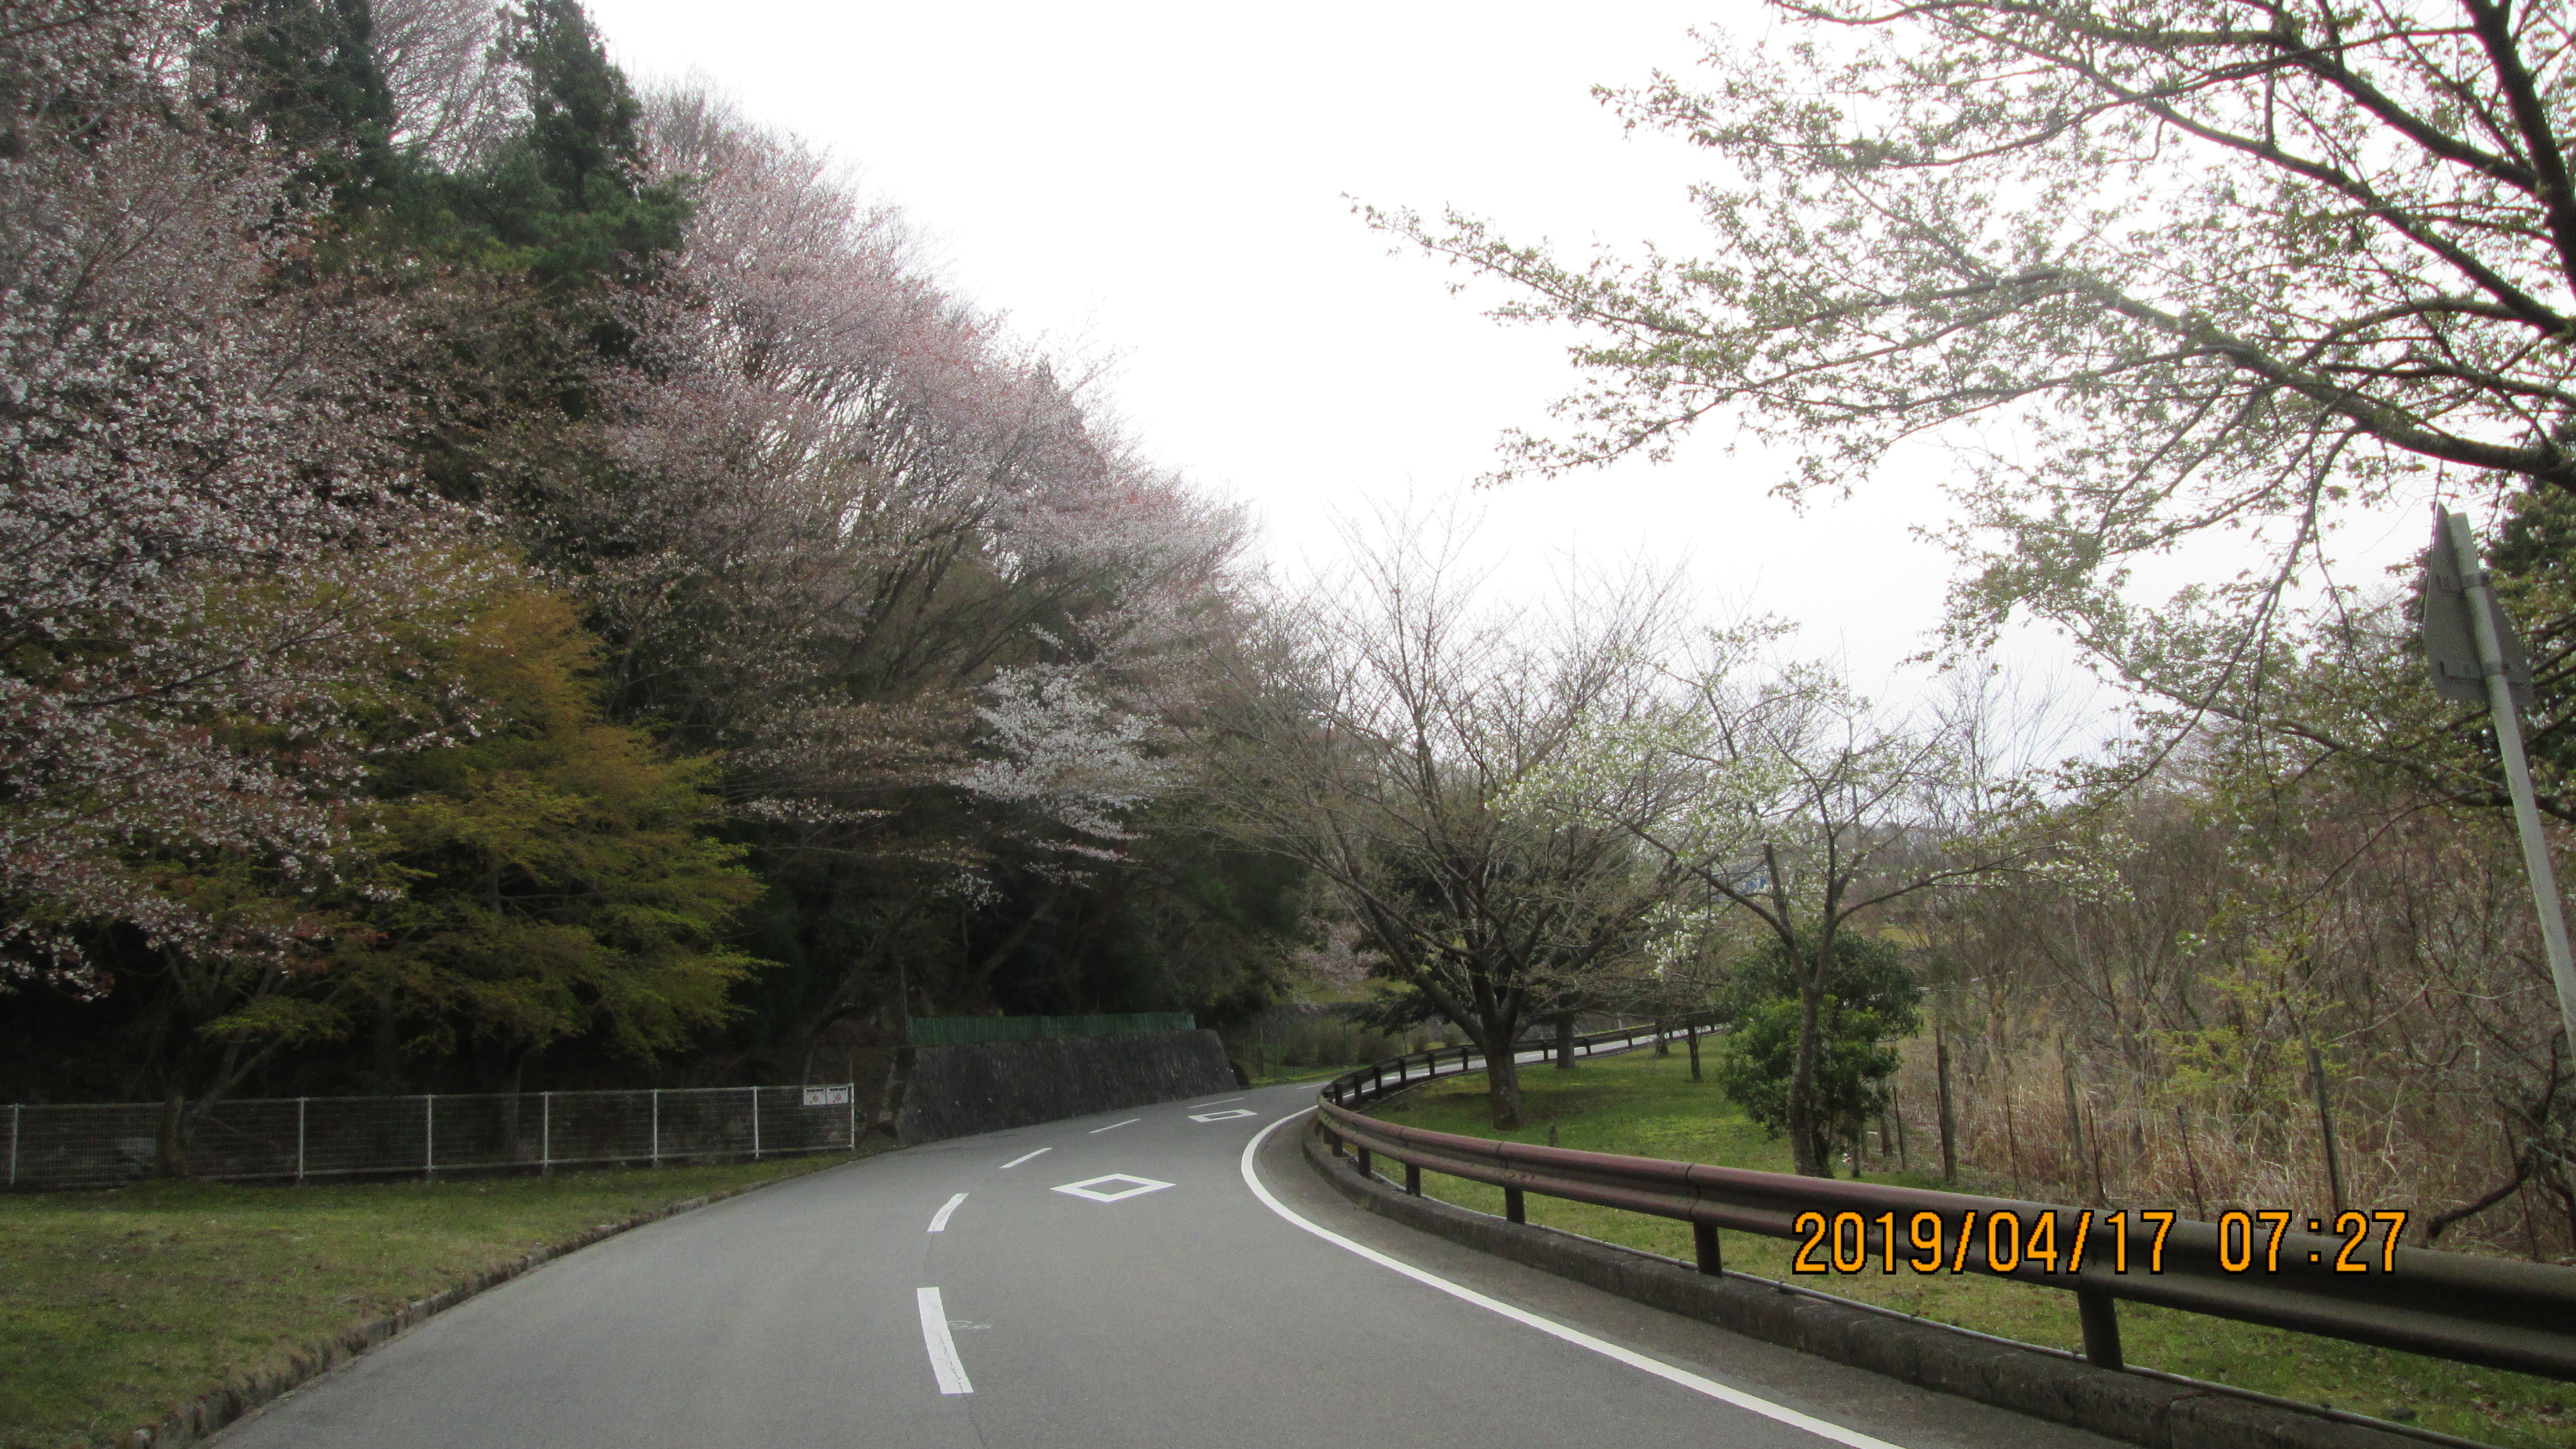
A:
0 1149 883 1449
1365 1048 2572 1448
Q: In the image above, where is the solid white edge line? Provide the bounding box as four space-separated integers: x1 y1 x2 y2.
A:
916 1286 973 1394
998 1147 1050 1169
927 1192 967 1233
1088 1117 1141 1134
1237 1110 1906 1449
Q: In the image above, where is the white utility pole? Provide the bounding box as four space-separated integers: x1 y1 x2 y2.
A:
2437 510 2576 1057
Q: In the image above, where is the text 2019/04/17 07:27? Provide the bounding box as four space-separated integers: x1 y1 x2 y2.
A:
1789 1210 2414 1276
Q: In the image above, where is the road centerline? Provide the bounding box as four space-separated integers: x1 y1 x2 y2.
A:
1238 1110 1907 1449
915 1287 973 1395
927 1192 967 1233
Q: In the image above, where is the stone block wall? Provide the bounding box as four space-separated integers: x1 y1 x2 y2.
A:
894 1029 1236 1145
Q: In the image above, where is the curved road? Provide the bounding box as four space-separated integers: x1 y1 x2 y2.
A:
217 1081 2125 1448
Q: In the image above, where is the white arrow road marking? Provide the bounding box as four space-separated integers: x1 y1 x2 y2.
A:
998 1148 1050 1169
1190 1109 1259 1123
1088 1117 1140 1134
927 1192 967 1233
1051 1173 1175 1204
916 1287 972 1395
1238 1111 1906 1449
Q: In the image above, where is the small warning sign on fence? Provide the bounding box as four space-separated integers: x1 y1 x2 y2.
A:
802 1086 852 1107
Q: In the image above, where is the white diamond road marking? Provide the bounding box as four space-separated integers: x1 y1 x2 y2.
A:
1188 1108 1258 1123
1051 1173 1175 1204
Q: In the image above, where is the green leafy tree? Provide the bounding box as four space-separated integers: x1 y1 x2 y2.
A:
353 584 765 1084
1715 935 1922 1175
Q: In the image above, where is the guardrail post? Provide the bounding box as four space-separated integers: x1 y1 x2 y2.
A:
295 1098 306 1185
1505 1185 1526 1224
1694 1220 1723 1276
424 1094 435 1180
1356 1145 1372 1178
541 1091 552 1176
750 1085 763 1159
1404 1161 1421 1196
651 1088 661 1164
2076 1283 2124 1371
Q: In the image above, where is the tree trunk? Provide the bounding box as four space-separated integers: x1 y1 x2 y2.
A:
1485 1033 1524 1128
1654 1019 1669 1056
1786 963 1827 1176
155 1079 191 1179
1554 1011 1575 1069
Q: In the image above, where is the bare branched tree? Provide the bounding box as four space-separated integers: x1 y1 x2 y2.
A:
1212 512 1692 1126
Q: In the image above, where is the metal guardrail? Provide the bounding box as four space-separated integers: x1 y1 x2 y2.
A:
1316 1025 2576 1384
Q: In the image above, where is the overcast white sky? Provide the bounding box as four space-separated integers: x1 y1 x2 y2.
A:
581 0 2430 713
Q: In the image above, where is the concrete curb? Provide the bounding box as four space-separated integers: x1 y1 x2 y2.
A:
137 1156 864 1447
1301 1131 2418 1449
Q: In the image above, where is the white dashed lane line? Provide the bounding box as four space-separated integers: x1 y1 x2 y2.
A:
998 1148 1050 1169
927 1193 967 1233
1088 1117 1140 1134
916 1287 973 1395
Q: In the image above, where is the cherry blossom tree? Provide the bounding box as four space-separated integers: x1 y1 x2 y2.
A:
0 0 468 995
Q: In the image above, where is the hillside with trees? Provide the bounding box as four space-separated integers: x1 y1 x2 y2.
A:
0 0 1301 1154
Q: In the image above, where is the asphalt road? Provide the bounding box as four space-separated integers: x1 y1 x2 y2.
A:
215 1078 2129 1448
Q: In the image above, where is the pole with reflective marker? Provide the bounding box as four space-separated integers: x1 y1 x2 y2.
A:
2430 509 2576 1056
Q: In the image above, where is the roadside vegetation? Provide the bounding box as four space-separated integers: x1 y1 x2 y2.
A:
0 1153 877 1449
1367 1050 2574 1449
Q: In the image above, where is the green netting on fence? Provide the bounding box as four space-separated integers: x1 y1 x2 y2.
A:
904 1013 1197 1046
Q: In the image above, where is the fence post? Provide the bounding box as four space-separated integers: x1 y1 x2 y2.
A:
295 1098 306 1185
1935 1034 1959 1185
846 1083 856 1151
651 1088 661 1164
2308 1044 2347 1215
2076 1282 2124 1370
8 1103 18 1188
424 1095 435 1180
541 1092 552 1177
2060 1043 2094 1202
1694 1220 1723 1276
750 1085 762 1160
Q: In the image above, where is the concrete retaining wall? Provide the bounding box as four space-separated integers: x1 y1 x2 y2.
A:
896 1029 1235 1145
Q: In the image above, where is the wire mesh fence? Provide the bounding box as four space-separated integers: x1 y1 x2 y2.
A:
1 1083 859 1193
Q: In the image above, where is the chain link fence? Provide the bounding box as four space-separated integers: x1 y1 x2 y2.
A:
2 1083 860 1192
